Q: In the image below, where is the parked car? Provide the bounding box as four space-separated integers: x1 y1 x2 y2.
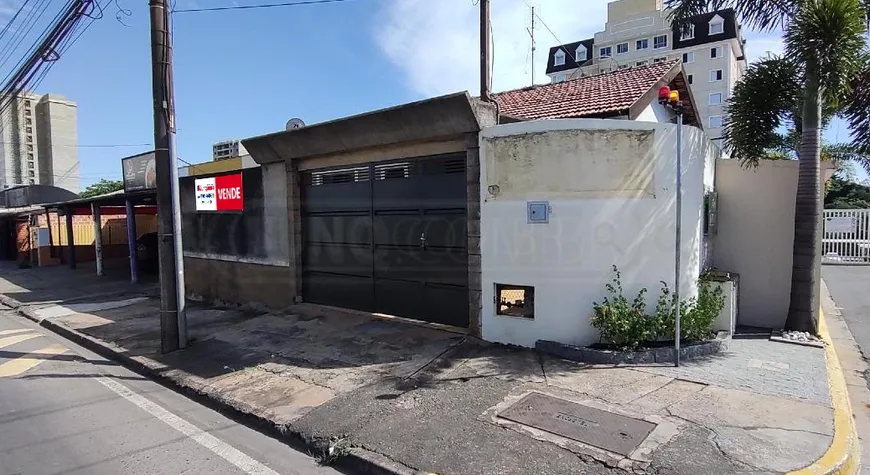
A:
137 232 159 273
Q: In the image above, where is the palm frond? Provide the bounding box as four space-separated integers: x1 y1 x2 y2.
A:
723 55 801 167
666 0 796 33
822 142 870 175
844 65 870 155
785 0 868 109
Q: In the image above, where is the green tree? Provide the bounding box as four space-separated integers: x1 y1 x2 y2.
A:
825 176 870 209
80 179 124 199
668 0 870 333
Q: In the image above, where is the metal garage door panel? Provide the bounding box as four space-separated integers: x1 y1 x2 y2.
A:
374 279 425 320
303 272 375 312
303 215 372 246
374 247 467 286
420 213 466 248
423 284 469 327
303 183 370 214
303 243 373 277
373 213 423 247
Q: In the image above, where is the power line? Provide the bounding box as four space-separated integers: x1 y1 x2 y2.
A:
172 0 359 13
0 142 151 147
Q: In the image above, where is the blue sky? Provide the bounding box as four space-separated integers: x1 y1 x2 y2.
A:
2 0 865 186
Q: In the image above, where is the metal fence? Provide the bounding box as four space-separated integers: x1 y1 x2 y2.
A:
822 209 870 264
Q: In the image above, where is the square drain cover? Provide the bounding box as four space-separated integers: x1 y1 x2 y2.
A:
497 392 655 456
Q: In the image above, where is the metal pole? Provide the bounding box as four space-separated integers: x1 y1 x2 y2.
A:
149 0 183 353
674 112 683 367
480 0 491 102
530 6 535 86
125 199 139 284
166 8 187 349
65 207 75 270
91 203 103 277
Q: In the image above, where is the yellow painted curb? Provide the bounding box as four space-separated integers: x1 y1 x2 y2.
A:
788 308 861 475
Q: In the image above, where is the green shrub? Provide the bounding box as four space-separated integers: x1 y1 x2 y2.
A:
591 265 656 350
653 277 725 342
591 267 726 349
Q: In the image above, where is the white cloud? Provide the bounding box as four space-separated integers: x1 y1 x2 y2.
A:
375 0 608 97
743 31 784 62
375 0 787 97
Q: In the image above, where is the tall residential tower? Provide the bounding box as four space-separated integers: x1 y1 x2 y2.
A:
0 92 79 192
545 0 747 147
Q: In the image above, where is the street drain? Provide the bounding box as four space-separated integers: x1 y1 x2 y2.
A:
497 392 655 456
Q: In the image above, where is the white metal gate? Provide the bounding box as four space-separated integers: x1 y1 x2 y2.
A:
822 209 870 264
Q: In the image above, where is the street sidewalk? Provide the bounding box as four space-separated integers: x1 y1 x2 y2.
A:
0 263 852 475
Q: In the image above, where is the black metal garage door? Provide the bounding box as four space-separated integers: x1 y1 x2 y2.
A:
301 153 469 327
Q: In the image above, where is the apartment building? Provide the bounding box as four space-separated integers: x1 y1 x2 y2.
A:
212 139 248 161
0 92 79 192
545 0 747 146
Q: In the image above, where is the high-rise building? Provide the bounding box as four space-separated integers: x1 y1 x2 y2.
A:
0 92 79 192
212 139 247 161
545 0 747 147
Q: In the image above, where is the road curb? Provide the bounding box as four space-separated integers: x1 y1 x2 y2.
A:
3 296 422 475
788 307 861 475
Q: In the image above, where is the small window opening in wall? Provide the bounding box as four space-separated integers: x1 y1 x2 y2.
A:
496 284 534 319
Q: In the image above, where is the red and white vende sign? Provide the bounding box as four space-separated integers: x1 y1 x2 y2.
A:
195 173 243 212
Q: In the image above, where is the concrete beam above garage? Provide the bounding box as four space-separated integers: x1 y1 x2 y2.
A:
241 92 498 165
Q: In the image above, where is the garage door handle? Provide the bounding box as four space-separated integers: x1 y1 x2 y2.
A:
420 232 426 249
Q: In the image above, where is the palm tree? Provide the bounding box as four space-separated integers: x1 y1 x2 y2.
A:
667 0 869 333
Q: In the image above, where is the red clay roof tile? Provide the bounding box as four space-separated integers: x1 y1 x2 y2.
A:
493 60 679 120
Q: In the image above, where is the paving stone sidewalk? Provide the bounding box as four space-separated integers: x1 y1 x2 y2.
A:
0 264 838 475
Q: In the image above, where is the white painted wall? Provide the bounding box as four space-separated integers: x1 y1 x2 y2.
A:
479 119 719 348
712 159 835 329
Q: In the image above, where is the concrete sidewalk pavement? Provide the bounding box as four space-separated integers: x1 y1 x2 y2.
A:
0 264 850 475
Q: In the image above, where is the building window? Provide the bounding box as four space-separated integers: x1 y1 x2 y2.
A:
654 34 668 49
24 100 31 107
710 69 723 81
709 17 724 35
28 170 34 177
636 38 649 50
599 46 612 58
28 179 35 184
26 144 33 151
616 42 629 55
496 283 535 319
636 60 648 66
26 135 32 143
711 46 722 58
709 115 723 128
681 24 695 40
618 64 629 70
653 57 667 63
25 126 32 133
688 74 694 84
27 161 33 169
25 118 31 125
24 109 31 116
27 152 33 160
575 45 587 60
709 92 723 105
599 67 610 74
554 49 566 66
682 51 695 63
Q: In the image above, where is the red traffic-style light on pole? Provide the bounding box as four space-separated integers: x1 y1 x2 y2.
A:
659 83 685 368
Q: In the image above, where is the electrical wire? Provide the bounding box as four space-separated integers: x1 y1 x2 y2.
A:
172 0 360 13
531 7 606 81
0 0 34 47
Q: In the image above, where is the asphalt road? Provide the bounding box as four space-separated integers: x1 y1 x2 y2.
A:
0 308 343 475
823 265 870 356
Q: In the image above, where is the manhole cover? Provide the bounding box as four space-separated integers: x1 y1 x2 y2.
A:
497 392 655 456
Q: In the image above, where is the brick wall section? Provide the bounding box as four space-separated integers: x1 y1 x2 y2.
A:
286 159 303 300
466 132 482 337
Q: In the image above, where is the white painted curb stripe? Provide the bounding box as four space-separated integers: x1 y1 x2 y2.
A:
95 376 281 475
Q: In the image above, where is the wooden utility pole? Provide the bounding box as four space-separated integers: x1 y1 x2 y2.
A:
148 0 187 353
480 0 491 101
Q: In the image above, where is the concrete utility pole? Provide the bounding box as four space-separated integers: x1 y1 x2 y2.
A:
480 0 491 102
149 0 187 353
